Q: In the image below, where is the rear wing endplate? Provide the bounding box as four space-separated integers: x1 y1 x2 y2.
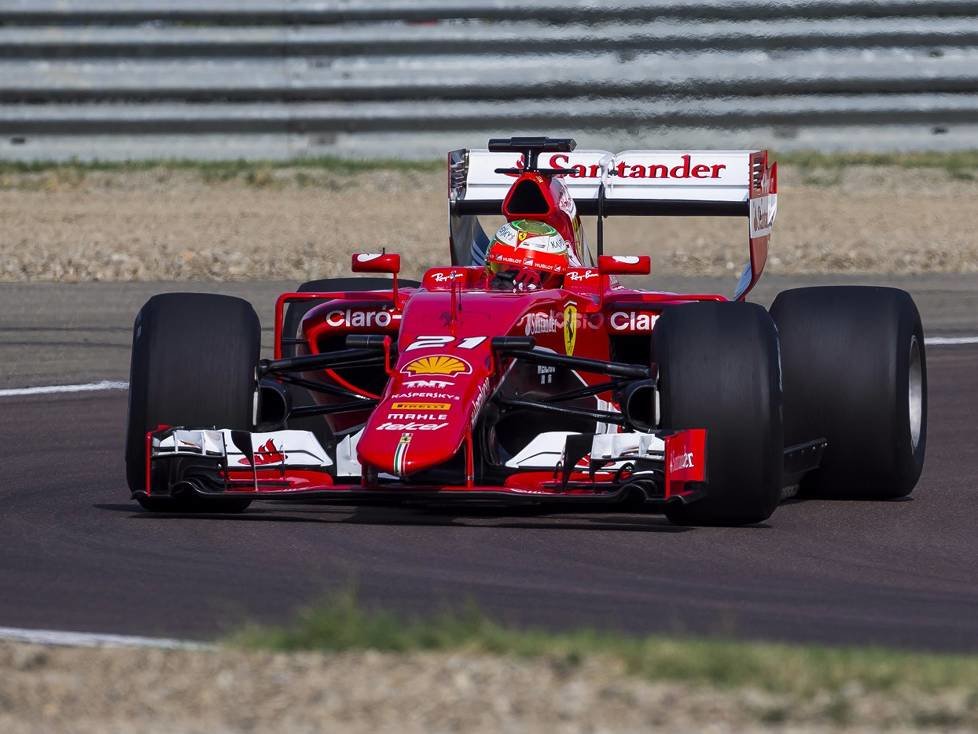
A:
448 148 777 299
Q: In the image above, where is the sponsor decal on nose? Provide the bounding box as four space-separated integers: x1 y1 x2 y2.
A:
401 355 472 377
377 422 448 431
402 379 453 389
390 402 451 411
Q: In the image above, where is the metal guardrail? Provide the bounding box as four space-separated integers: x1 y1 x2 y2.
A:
4 0 978 23
1 1 975 160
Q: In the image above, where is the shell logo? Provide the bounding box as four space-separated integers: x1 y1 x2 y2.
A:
401 355 472 377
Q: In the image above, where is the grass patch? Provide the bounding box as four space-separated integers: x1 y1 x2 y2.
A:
232 590 978 697
0 156 442 184
776 149 978 181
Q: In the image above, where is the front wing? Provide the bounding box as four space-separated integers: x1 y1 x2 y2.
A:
139 426 709 507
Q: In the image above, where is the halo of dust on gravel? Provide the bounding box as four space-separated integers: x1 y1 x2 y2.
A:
1 165 976 282
1 641 974 734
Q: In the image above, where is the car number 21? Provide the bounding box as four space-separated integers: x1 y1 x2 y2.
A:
404 336 487 352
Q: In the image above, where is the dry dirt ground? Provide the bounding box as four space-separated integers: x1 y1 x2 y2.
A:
1 164 976 282
2 641 974 734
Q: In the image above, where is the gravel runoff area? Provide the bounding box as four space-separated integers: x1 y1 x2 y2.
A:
1 163 977 282
2 641 975 734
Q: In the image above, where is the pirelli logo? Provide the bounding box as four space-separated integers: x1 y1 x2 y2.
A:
390 402 452 412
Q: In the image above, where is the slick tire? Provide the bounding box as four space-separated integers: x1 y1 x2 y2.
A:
770 286 926 499
125 293 260 513
655 301 783 526
281 277 420 444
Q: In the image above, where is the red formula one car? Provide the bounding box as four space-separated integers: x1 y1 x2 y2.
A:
125 137 927 525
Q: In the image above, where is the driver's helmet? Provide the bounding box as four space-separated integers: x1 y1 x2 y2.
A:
485 219 575 291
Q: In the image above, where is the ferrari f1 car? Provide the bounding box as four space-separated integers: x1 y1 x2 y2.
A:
125 137 927 525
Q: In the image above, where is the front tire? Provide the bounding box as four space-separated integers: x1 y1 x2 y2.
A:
125 293 260 512
770 286 926 499
654 301 784 526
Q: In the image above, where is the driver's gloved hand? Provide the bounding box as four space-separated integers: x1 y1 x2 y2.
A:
513 268 542 291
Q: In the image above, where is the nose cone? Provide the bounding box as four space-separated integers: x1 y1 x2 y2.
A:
356 355 490 476
355 289 560 479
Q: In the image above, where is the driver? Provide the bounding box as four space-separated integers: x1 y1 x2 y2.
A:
484 219 577 291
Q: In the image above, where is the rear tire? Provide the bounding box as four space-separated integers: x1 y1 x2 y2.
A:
125 293 260 512
654 301 783 526
770 286 926 499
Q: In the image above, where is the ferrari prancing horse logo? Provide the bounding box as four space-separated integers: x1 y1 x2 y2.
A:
563 303 578 356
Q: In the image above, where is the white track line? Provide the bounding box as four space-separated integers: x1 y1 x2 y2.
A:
925 336 978 346
0 625 208 650
0 380 128 398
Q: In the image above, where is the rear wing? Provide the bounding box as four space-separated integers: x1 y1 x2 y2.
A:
448 147 777 299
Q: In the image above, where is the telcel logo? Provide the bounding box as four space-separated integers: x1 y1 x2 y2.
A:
377 422 447 431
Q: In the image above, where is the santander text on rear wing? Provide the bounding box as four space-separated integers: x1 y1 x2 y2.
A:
448 148 777 299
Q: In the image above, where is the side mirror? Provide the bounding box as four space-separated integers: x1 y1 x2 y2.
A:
352 252 401 274
597 254 651 276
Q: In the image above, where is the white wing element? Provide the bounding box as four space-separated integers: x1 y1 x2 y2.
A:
460 149 760 205
505 431 666 469
154 429 332 468
505 431 579 469
590 432 666 460
335 428 364 477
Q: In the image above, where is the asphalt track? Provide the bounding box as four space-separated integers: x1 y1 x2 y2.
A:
1 276 977 651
